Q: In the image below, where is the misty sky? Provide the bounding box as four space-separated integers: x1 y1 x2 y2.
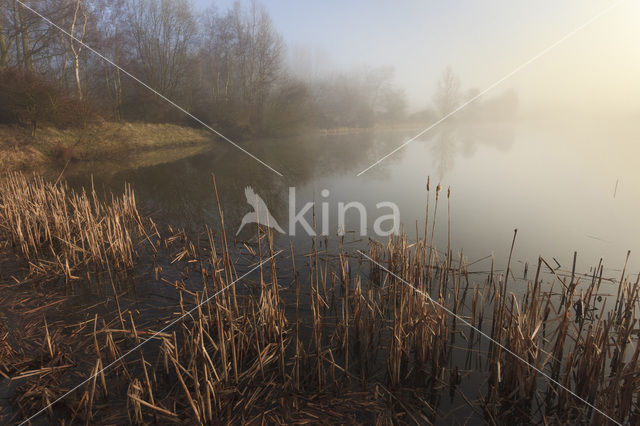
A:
193 0 640 116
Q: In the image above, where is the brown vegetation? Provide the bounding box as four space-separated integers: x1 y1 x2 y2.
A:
0 68 93 136
0 121 213 172
0 172 145 279
0 173 638 424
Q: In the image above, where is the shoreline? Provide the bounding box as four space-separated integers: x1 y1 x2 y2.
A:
1 122 414 172
0 121 214 172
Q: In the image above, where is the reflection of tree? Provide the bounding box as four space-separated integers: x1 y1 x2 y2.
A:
425 67 518 178
58 116 517 231
428 121 517 179
431 67 518 124
59 129 406 235
431 125 457 179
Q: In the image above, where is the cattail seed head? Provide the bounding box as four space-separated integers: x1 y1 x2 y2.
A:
426 176 430 191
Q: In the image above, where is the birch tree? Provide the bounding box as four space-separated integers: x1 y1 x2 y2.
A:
68 0 87 99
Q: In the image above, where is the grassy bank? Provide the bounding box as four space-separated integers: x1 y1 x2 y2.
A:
0 121 213 172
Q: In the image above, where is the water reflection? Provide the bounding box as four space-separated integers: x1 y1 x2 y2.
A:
58 118 517 242
54 114 640 274
429 121 516 178
59 131 410 233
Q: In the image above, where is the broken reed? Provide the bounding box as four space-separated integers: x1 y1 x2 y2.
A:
4 175 640 425
0 172 146 279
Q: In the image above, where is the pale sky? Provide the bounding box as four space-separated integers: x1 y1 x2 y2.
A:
192 1 640 116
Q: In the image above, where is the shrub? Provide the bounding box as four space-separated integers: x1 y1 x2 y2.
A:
0 68 94 137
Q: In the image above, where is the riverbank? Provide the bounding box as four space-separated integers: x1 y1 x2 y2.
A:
0 121 213 172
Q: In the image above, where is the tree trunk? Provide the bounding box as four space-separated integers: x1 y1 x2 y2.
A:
0 19 8 70
114 68 122 120
74 55 82 99
70 0 87 100
18 5 32 70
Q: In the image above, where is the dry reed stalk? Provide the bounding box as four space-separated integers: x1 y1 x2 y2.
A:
5 175 640 425
0 172 146 280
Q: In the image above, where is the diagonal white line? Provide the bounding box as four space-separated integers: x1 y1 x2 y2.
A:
357 250 622 425
15 0 284 177
19 250 284 425
356 0 624 176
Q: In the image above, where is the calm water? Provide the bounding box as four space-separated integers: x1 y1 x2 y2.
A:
61 118 640 276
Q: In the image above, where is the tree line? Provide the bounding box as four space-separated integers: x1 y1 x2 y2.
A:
0 0 407 137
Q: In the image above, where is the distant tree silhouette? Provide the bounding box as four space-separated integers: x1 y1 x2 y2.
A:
433 66 461 117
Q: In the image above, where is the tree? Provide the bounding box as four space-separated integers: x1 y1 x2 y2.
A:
91 0 128 120
0 13 8 70
378 86 406 123
433 66 461 117
262 76 312 136
196 1 282 132
0 0 405 136
127 0 196 97
304 66 405 129
68 0 88 100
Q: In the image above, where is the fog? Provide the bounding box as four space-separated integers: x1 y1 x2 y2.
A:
196 0 640 121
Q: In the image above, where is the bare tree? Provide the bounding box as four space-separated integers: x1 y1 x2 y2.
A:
127 0 196 97
0 0 405 136
86 0 127 120
197 1 282 130
68 0 87 99
433 66 461 117
304 66 403 128
1 1 67 73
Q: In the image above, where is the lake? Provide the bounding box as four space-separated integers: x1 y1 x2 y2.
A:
61 117 640 278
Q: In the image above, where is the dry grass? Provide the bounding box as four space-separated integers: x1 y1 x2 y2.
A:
0 122 212 172
51 121 212 159
0 132 45 171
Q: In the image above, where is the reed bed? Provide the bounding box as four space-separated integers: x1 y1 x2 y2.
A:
0 174 639 424
0 172 147 280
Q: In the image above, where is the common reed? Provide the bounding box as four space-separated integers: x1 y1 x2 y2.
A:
1 174 638 424
0 172 145 280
